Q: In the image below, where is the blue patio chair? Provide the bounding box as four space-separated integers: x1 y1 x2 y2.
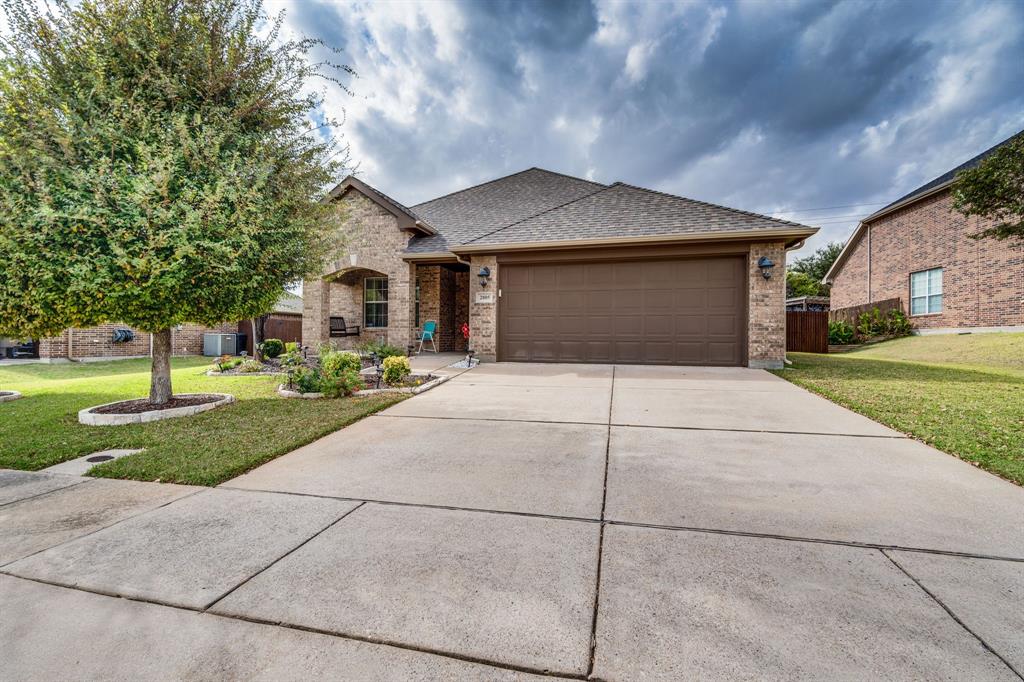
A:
417 320 438 353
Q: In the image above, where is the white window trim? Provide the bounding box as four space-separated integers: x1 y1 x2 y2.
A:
364 277 389 328
909 267 943 316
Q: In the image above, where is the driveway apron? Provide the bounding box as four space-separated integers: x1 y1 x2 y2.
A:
3 362 1023 679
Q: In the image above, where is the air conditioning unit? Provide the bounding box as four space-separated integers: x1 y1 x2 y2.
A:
203 333 237 357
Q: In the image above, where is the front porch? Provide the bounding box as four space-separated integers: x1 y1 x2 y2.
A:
304 261 472 356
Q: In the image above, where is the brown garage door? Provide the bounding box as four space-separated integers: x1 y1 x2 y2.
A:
499 257 746 365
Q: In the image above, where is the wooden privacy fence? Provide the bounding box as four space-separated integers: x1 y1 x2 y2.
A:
237 315 302 356
786 311 828 353
829 297 902 327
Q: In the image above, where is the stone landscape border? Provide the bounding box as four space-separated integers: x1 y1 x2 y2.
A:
277 374 451 400
79 393 235 426
0 390 23 403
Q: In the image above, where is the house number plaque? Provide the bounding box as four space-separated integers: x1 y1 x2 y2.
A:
475 291 495 304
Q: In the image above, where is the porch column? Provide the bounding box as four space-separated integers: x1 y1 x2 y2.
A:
388 261 417 352
469 255 498 362
302 277 330 349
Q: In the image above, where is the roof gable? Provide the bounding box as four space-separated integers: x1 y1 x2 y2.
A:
455 182 812 249
326 176 435 236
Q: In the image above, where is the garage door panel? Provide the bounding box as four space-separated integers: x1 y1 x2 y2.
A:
499 257 745 366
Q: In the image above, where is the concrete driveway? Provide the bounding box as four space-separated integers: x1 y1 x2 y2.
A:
3 364 1023 680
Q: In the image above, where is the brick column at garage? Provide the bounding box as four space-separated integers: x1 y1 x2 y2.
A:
747 241 787 369
468 255 498 361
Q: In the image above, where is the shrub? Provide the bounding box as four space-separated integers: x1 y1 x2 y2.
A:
357 339 403 359
382 355 412 385
280 343 304 368
856 307 914 340
292 367 322 394
828 321 856 345
261 338 284 359
320 368 365 398
321 349 361 378
238 359 265 373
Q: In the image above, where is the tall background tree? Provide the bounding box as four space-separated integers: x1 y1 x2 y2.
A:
952 132 1024 241
786 241 843 298
0 0 349 403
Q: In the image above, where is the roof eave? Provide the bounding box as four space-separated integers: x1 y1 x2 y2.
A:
450 228 818 255
325 176 437 236
824 181 956 284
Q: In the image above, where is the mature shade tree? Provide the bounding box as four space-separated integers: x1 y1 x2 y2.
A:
785 241 843 297
0 0 349 403
952 133 1024 241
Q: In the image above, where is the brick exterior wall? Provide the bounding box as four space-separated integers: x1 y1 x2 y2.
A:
830 189 1024 329
303 189 418 353
414 265 469 352
37 322 235 361
469 255 499 361
748 242 787 369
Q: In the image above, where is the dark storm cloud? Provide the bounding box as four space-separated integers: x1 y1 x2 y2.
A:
281 0 1024 254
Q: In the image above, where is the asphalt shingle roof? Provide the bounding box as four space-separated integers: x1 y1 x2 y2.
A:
866 128 1024 221
461 182 809 247
405 168 606 253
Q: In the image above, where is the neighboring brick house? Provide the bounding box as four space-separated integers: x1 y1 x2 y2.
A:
826 132 1024 332
19 293 301 362
304 169 816 369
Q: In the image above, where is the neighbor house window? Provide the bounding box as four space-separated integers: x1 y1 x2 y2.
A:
364 277 389 328
910 268 942 315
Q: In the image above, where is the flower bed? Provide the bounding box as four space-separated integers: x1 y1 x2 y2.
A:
79 393 235 426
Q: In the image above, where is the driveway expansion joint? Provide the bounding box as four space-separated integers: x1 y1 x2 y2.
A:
881 550 1024 680
213 485 1024 563
586 366 615 678
1 572 588 680
0 486 207 570
373 412 910 439
201 501 367 612
0 476 90 509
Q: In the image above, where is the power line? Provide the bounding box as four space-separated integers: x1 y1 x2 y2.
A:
761 201 888 214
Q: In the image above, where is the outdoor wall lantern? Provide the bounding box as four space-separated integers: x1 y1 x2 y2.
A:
757 256 775 280
478 266 492 287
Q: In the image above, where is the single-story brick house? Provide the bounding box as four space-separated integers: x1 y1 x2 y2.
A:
304 168 817 368
825 131 1024 332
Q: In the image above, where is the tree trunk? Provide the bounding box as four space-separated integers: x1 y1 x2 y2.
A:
150 328 173 405
250 318 263 362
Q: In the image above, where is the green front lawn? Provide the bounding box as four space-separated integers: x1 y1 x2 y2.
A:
774 333 1024 486
0 358 405 486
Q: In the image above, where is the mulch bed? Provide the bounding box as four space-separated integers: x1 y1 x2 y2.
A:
91 394 224 414
0 391 14 397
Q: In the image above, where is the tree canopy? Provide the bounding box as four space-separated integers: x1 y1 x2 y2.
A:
0 0 349 401
785 241 843 298
951 133 1024 241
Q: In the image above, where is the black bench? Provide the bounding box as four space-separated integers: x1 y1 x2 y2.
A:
329 317 361 337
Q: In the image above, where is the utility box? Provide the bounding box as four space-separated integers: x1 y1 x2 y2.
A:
203 333 238 357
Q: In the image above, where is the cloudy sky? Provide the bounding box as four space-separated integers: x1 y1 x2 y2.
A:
270 0 1024 258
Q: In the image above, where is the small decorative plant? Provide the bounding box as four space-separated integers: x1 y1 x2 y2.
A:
460 322 470 340
238 359 265 373
292 366 322 394
261 338 284 359
382 355 412 385
356 339 403 359
214 355 242 372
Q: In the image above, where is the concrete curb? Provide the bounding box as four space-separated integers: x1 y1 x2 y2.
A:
0 390 23 403
78 393 235 426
